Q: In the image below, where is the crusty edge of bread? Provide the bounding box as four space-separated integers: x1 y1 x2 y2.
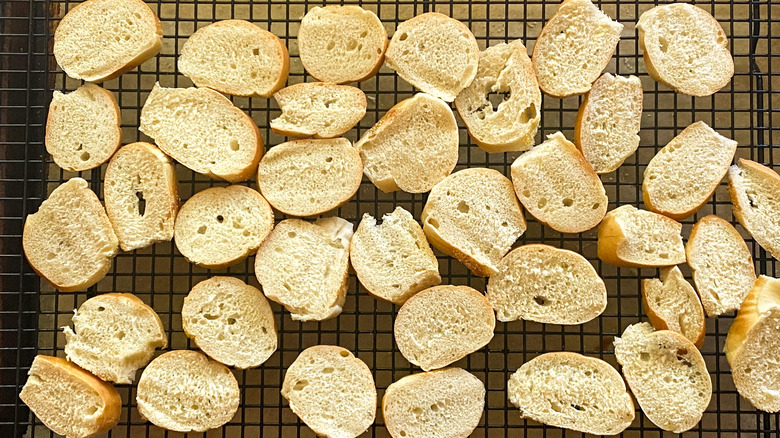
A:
597 207 684 268
641 268 705 348
724 275 779 363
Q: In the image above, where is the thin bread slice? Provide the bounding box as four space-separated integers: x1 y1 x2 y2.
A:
507 352 635 435
510 132 608 233
574 73 643 174
421 168 527 277
531 0 623 97
597 205 685 268
46 84 121 172
613 322 712 433
271 83 366 139
454 39 541 153
53 0 162 82
178 20 289 97
728 158 780 260
350 207 441 305
255 217 353 321
637 3 734 97
23 178 119 292
20 355 121 438
382 368 485 438
487 244 607 324
641 266 706 348
139 82 263 183
355 93 459 193
385 12 479 102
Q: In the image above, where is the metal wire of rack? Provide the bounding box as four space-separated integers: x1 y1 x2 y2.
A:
0 0 779 436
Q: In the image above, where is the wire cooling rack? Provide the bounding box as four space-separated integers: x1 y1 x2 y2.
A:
1 0 779 436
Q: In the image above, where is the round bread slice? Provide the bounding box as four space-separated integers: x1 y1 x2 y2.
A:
394 285 495 371
637 3 734 97
63 293 166 384
23 178 119 292
178 20 289 97
297 5 388 84
46 84 121 172
355 93 459 194
641 266 706 348
728 158 780 261
182 277 277 369
487 244 607 324
139 82 263 183
271 83 367 139
136 350 240 433
613 322 712 433
256 138 362 217
382 367 485 438
597 205 686 268
104 142 179 252
174 185 274 269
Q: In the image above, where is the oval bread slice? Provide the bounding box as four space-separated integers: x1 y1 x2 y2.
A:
597 205 685 268
642 266 706 348
728 158 780 261
271 83 367 139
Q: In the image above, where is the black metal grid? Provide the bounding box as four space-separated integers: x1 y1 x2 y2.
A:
1 0 779 436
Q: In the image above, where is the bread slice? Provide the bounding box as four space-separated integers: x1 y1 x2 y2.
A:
394 285 495 371
574 73 643 174
20 355 121 438
271 83 367 139
281 346 376 438
174 185 274 269
382 367 485 438
139 83 263 183
297 5 388 84
728 158 780 260
104 142 179 252
597 205 685 268
256 138 362 217
421 168 527 277
507 352 634 435
725 275 780 412
46 84 121 172
510 132 608 233
182 277 277 369
487 244 607 324
531 0 623 97
454 39 541 153
642 266 706 348
637 3 734 97
613 322 712 432
23 178 119 292
63 293 166 384
350 207 441 305
385 12 479 102
355 93 459 193
255 217 352 321
136 350 240 433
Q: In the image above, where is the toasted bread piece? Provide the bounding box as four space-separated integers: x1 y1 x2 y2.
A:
421 168 527 277
507 352 635 435
597 205 685 268
510 132 608 233
382 368 485 438
642 266 706 348
728 158 780 261
20 355 121 438
139 83 263 183
178 20 289 97
385 13 479 102
637 3 734 96
271 83 366 139
454 39 541 153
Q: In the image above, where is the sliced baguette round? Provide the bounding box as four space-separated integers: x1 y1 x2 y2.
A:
256 138 362 217
385 12 479 102
139 82 263 183
421 168 527 277
487 244 607 324
382 367 485 438
355 93 459 193
728 158 780 261
46 84 121 172
53 0 162 82
642 266 706 348
350 206 441 305
507 352 635 435
182 277 277 369
20 355 121 438
23 178 119 292
454 39 541 153
136 350 240 433
271 83 366 139
174 185 274 269
394 285 495 371
510 132 607 233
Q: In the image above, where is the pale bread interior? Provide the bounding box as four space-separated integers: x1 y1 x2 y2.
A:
271 83 366 139
642 266 705 347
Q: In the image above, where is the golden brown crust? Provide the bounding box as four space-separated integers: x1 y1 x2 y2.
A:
597 206 683 268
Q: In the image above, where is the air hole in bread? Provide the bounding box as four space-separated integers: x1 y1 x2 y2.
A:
46 252 56 260
663 375 672 383
487 91 510 111
346 39 358 51
745 367 752 374
252 48 260 56
114 331 125 340
520 103 537 124
659 37 669 53
293 380 309 390
97 306 105 312
659 253 669 259
325 156 333 162
230 139 240 151
427 217 440 229
197 225 207 234
326 41 336 51
457 200 470 214
204 313 219 320
339 350 349 358
562 198 573 207
398 32 408 41
80 151 90 161
640 352 650 361
430 403 439 412
136 191 146 216
522 189 530 198
227 317 236 325
584 370 592 377
230 63 237 69
537 198 547 209
551 401 564 413
412 407 422 415
572 404 585 411
322 367 334 374
399 431 407 437
592 203 600 210
85 405 98 416
533 296 547 306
